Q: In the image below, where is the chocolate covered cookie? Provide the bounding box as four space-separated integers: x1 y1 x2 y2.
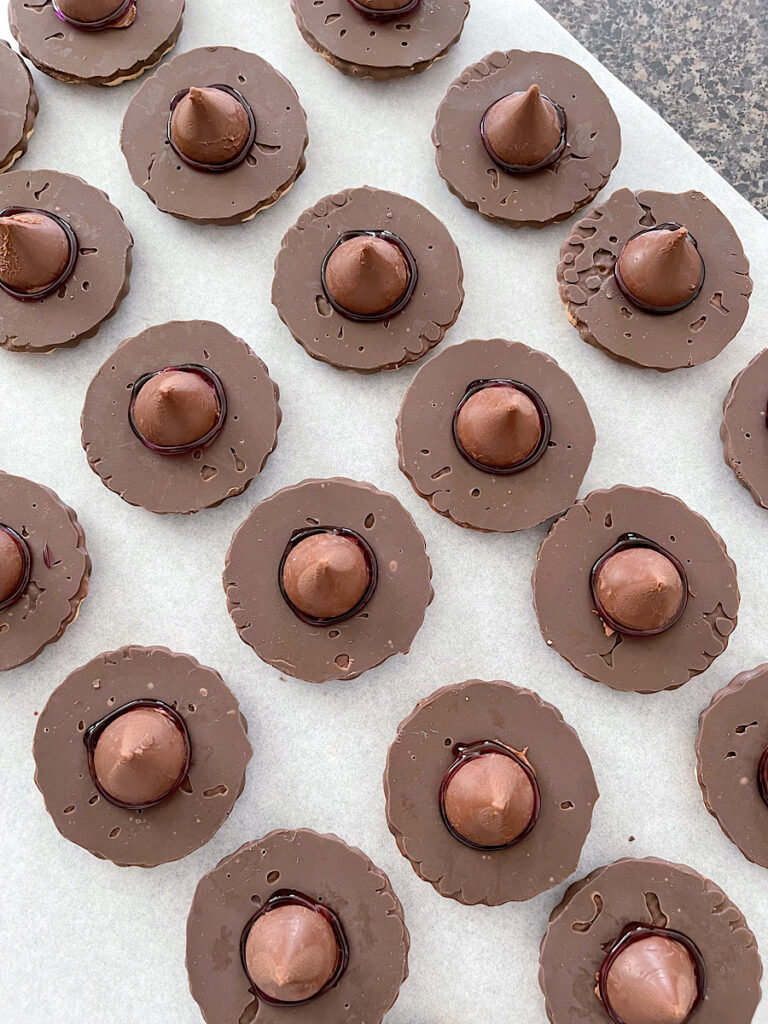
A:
272 187 463 372
721 348 768 509
396 339 595 531
224 478 433 683
532 485 739 693
0 472 90 671
187 829 409 1024
9 0 183 86
0 169 132 352
696 665 768 869
540 857 762 1024
0 41 38 172
33 645 252 868
121 46 308 224
290 0 469 79
433 50 621 227
558 188 752 370
81 320 280 515
384 680 598 905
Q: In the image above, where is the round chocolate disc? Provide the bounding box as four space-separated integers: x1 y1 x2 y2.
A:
558 188 752 370
81 320 280 515
290 0 469 79
121 46 308 224
224 477 433 683
272 187 464 372
721 348 768 509
433 50 621 227
696 664 768 869
0 168 132 352
187 829 409 1024
9 0 183 86
384 679 598 905
540 857 762 1024
33 645 252 868
532 485 739 693
0 472 90 672
396 338 595 531
0 41 38 172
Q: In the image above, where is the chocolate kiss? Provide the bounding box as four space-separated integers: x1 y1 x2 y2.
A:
324 235 409 316
0 212 70 293
617 227 703 310
170 87 251 166
57 0 135 26
484 84 563 167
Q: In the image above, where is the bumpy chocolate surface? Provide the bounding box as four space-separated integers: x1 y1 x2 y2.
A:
186 829 409 1024
0 169 132 352
224 478 433 683
9 0 183 86
290 0 469 79
396 339 595 531
696 665 768 869
33 646 252 868
0 41 38 172
384 680 598 905
0 472 90 672
433 50 621 227
272 187 463 372
721 348 768 509
558 189 752 370
532 485 739 693
121 46 308 224
539 857 762 1024
81 320 280 515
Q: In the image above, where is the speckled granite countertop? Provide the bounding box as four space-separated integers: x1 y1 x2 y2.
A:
539 0 767 216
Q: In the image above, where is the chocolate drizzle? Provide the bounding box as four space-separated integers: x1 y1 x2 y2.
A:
438 739 541 851
52 0 135 31
278 526 378 626
597 925 706 1024
0 524 31 611
0 207 77 301
321 230 418 322
84 698 191 810
240 891 349 1007
480 89 567 174
452 378 551 474
128 363 227 455
590 533 688 637
167 85 256 173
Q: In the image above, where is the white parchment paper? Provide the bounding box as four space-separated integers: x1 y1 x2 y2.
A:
1 1 767 1021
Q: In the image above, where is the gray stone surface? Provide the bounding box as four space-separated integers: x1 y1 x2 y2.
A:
539 0 767 216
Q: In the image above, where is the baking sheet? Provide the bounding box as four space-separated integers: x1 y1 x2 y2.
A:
1 1 767 1021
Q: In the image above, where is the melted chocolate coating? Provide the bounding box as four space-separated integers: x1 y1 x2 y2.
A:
244 903 340 1003
281 532 371 622
442 751 536 848
594 546 685 634
0 41 38 174
92 706 188 807
324 234 409 317
0 528 25 605
170 86 251 166
720 348 768 509
54 0 135 27
602 934 699 1024
616 226 704 312
455 383 542 469
131 368 220 449
483 85 563 169
0 210 70 294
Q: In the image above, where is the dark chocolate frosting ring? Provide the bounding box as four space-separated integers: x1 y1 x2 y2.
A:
696 664 768 869
533 485 739 693
0 206 78 301
614 222 705 314
0 524 32 612
52 0 135 31
84 698 192 810
480 92 567 174
385 680 598 905
166 84 257 173
239 891 349 1006
128 363 228 455
540 858 762 1024
347 0 422 17
320 230 418 322
451 377 552 475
